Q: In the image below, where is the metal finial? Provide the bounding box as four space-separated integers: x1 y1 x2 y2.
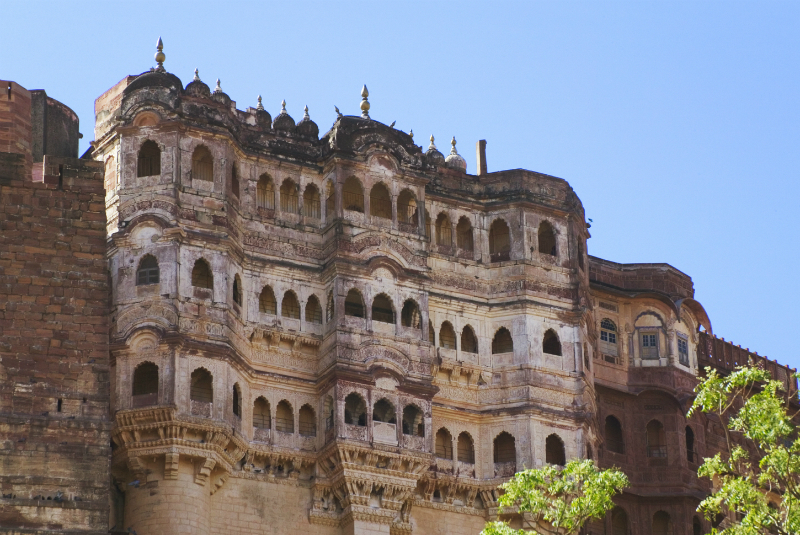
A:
409 129 414 140
360 85 370 118
429 135 436 150
335 105 342 118
257 95 264 111
214 79 222 93
304 105 310 119
281 100 287 114
450 136 458 155
154 37 166 72
389 121 396 128
193 69 200 82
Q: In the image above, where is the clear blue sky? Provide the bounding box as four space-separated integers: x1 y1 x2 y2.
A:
4 1 798 368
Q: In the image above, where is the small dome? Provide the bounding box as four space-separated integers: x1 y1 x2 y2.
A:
255 95 272 128
295 106 319 140
211 79 231 106
425 135 445 166
184 69 210 98
445 137 467 171
272 100 296 133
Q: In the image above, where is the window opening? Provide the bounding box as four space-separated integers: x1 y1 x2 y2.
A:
492 327 513 354
370 183 392 219
275 400 294 433
493 432 516 463
232 384 241 418
343 177 364 212
678 337 689 366
303 184 321 219
137 141 161 177
299 404 316 437
132 362 159 396
456 217 474 251
402 405 424 437
257 175 275 210
543 329 562 356
281 291 300 319
538 221 556 256
192 146 213 181
489 219 511 262
439 322 456 349
435 213 452 247
545 434 566 466
190 369 213 403
372 294 395 324
435 428 453 459
306 295 322 324
397 189 418 226
372 399 396 423
344 289 365 318
400 300 421 329
461 325 478 353
253 397 270 429
136 255 159 285
344 393 366 426
640 332 659 359
191 259 213 289
280 179 299 213
605 416 625 454
259 286 277 315
457 432 475 463
646 420 667 458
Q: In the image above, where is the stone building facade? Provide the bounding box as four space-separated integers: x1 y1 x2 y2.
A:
0 44 796 535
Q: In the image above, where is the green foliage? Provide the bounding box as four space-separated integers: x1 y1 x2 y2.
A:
480 459 629 535
689 365 800 534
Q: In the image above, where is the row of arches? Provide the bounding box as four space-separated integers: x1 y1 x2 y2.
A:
609 508 681 535
604 415 696 462
135 143 564 261
342 393 425 437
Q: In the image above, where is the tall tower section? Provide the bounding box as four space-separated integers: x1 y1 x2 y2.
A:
94 43 593 535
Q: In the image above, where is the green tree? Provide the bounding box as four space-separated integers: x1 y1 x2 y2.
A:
689 365 800 534
480 459 629 535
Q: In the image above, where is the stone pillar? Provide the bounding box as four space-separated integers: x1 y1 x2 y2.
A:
124 455 213 535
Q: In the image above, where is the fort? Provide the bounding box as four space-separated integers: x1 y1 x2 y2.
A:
0 41 795 535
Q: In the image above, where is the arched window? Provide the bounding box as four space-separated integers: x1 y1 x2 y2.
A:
435 428 453 459
232 275 242 306
492 327 514 354
191 259 213 289
372 398 396 423
435 213 452 247
457 432 475 463
280 179 298 213
136 255 159 285
546 433 566 466
275 400 294 433
259 285 277 314
303 184 321 219
600 319 618 356
232 383 241 418
325 181 336 222
370 183 392 219
192 146 213 181
543 329 562 356
439 322 456 349
400 299 421 329
686 426 696 463
299 404 316 437
190 368 213 403
461 325 478 354
611 508 629 535
402 405 424 437
493 432 516 463
456 216 474 252
605 415 625 454
372 294 395 324
397 189 418 226
345 289 365 318
281 290 300 319
132 362 159 398
489 219 511 262
692 516 702 535
257 174 275 210
646 420 667 458
253 397 271 429
428 320 435 345
344 393 366 426
343 177 364 213
306 295 322 324
653 511 673 535
538 221 556 256
231 162 239 198
137 140 161 177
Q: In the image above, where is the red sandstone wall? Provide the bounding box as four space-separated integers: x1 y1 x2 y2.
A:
0 83 109 534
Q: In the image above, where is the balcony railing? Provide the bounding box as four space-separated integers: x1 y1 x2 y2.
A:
494 461 516 478
132 392 158 408
190 400 212 417
373 421 397 445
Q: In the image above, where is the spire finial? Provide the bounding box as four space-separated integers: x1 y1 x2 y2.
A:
281 100 287 114
304 105 310 119
335 105 342 118
450 136 458 155
257 95 264 111
409 129 414 140
360 85 370 118
154 37 166 72
214 79 222 93
429 135 436 150
193 69 200 82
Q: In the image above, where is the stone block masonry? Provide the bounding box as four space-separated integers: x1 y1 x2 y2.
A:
0 79 109 535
